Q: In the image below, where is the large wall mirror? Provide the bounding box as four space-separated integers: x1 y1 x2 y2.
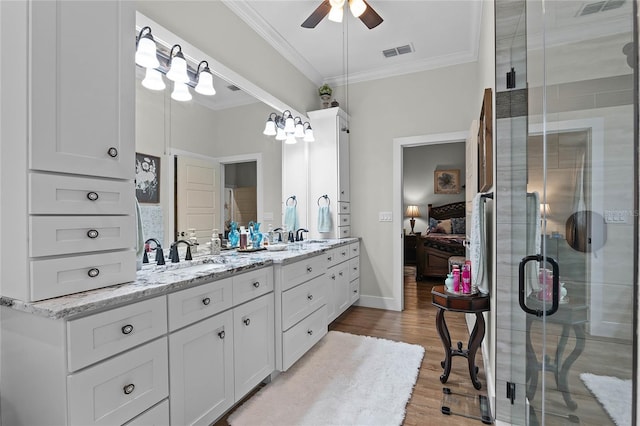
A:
135 13 301 248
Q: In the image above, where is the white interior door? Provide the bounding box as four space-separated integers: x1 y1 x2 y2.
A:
176 156 219 243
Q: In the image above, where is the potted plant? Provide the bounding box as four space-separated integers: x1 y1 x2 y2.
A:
318 84 332 108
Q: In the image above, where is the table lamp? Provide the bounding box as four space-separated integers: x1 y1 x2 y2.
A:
405 205 420 235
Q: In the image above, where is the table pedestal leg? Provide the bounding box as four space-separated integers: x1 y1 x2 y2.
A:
436 308 452 384
467 312 485 390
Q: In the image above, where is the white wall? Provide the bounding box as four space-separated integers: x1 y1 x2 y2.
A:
403 143 466 234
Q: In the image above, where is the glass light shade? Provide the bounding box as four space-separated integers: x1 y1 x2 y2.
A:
284 116 295 133
285 133 297 145
275 127 287 141
294 122 305 138
329 0 345 7
141 67 165 91
135 35 159 68
349 0 367 17
328 5 344 23
405 205 420 218
166 53 189 83
263 119 276 136
171 81 192 102
303 128 315 142
195 69 216 95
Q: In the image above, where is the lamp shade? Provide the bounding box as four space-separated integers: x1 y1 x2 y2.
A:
166 46 190 83
285 133 297 145
171 81 192 102
405 205 420 218
263 118 277 136
195 69 216 95
349 0 367 17
328 4 344 22
141 67 165 91
303 126 315 142
275 127 287 141
135 29 159 68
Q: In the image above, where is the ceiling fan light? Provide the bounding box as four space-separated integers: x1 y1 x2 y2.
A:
349 0 367 18
328 5 344 23
171 81 192 102
141 67 166 91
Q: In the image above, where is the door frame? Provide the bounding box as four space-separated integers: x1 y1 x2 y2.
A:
392 131 468 311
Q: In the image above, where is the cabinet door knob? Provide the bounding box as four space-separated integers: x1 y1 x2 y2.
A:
252 281 260 288
87 229 99 239
123 384 135 395
202 297 211 306
307 329 313 335
307 294 313 301
327 256 332 261
218 330 225 339
306 266 313 273
331 274 336 280
107 147 118 158
121 324 134 335
87 268 100 278
243 318 251 326
86 191 99 201
353 289 358 294
339 271 343 276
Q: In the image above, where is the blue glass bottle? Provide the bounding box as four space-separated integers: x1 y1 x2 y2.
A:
228 221 240 248
252 222 262 248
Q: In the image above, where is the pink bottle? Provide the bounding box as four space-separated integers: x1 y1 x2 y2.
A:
462 264 471 294
453 266 460 292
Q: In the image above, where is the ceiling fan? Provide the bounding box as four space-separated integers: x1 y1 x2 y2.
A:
301 0 383 29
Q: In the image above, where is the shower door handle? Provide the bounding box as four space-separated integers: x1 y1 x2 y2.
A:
518 254 560 317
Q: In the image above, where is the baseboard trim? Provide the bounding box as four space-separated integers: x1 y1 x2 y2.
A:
355 295 401 311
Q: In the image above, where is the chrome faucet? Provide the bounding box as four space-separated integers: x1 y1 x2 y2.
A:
143 238 165 265
170 240 193 263
295 228 309 242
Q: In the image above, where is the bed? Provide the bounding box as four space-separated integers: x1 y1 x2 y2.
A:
416 201 467 279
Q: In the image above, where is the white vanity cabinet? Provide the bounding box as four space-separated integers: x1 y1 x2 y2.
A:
327 242 360 322
307 107 351 239
0 0 136 302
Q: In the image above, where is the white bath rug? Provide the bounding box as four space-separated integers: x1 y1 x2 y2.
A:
580 372 631 426
228 330 425 426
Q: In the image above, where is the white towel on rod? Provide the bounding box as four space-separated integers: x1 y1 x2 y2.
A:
470 193 487 294
318 205 332 233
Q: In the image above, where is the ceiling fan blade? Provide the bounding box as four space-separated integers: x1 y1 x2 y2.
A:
359 0 383 29
301 0 332 28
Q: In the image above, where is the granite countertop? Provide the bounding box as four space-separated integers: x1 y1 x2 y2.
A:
0 238 357 320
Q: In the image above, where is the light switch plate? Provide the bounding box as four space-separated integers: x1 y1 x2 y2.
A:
379 212 392 222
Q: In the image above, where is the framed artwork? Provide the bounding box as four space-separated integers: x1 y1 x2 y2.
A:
434 169 461 194
478 88 493 192
135 152 160 203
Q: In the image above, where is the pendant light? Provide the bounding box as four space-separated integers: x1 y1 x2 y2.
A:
195 60 216 96
171 81 192 102
141 67 166 91
135 26 159 68
166 44 189 83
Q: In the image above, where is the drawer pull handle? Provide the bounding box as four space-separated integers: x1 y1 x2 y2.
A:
353 267 358 271
252 281 260 288
218 330 225 339
123 384 135 395
353 289 358 293
307 329 313 335
306 266 313 273
331 274 336 280
87 229 99 239
339 272 343 276
86 191 99 201
121 324 134 335
341 252 347 256
307 294 313 301
327 256 332 261
244 318 251 326
202 297 211 305
87 268 100 278
107 147 119 158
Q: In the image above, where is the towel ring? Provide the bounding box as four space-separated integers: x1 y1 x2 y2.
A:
317 195 330 206
286 195 297 207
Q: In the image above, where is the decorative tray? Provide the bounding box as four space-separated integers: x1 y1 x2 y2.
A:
445 288 479 296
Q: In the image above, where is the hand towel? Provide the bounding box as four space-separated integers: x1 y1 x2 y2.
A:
317 205 332 233
470 193 486 294
284 205 299 233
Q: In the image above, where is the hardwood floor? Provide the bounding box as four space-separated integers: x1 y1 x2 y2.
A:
329 266 488 425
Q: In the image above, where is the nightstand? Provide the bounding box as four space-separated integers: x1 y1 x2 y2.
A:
404 232 421 265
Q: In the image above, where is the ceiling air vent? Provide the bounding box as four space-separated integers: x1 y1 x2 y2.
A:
227 84 241 92
382 43 414 59
578 0 625 16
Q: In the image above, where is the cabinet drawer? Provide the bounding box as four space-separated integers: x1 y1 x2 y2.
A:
324 248 339 269
335 245 350 263
168 278 233 331
349 257 360 281
282 305 327 371
350 278 360 304
281 275 326 331
281 255 327 292
338 202 350 214
125 400 169 426
30 250 136 301
349 241 360 258
233 267 273 306
29 215 135 257
29 173 134 215
338 214 350 227
67 338 169 426
67 296 167 372
338 226 351 239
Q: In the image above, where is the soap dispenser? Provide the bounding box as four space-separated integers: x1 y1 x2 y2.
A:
211 229 221 255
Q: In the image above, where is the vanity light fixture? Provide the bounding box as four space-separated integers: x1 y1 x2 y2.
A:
141 67 166 91
303 122 315 142
171 81 192 102
263 111 314 144
135 26 159 68
166 44 190 83
195 61 216 96
294 117 305 138
263 113 278 136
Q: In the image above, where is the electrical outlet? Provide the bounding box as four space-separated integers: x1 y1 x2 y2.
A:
378 212 392 222
604 210 629 224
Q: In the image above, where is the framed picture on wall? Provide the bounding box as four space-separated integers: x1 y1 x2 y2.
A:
434 169 461 194
478 88 493 192
135 152 160 203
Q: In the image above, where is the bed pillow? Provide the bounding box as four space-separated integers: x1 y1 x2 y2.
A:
451 217 466 234
429 217 439 232
432 218 452 234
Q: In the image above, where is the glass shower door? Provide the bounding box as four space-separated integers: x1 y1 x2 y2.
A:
496 0 636 424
